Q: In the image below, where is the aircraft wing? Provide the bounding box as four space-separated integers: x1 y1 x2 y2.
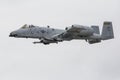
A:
43 25 86 42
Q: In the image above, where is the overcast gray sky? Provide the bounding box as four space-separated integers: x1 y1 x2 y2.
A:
0 0 120 80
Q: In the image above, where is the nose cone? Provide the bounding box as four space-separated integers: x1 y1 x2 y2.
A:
9 31 18 37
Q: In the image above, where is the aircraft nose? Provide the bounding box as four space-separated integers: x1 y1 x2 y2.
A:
9 32 18 37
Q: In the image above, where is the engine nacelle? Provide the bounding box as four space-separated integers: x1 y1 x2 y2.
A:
79 29 94 36
71 25 94 36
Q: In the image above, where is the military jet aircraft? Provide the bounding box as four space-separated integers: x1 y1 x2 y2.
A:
9 21 114 45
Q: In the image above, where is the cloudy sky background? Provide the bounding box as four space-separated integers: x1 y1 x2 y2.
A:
0 0 120 80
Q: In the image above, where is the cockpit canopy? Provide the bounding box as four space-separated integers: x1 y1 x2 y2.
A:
21 24 36 29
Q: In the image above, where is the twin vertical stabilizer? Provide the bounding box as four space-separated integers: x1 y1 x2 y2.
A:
101 22 114 40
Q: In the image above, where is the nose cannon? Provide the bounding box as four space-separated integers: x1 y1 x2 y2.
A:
9 32 18 37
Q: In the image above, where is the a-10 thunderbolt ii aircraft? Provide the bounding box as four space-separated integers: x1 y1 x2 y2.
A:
9 21 114 45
